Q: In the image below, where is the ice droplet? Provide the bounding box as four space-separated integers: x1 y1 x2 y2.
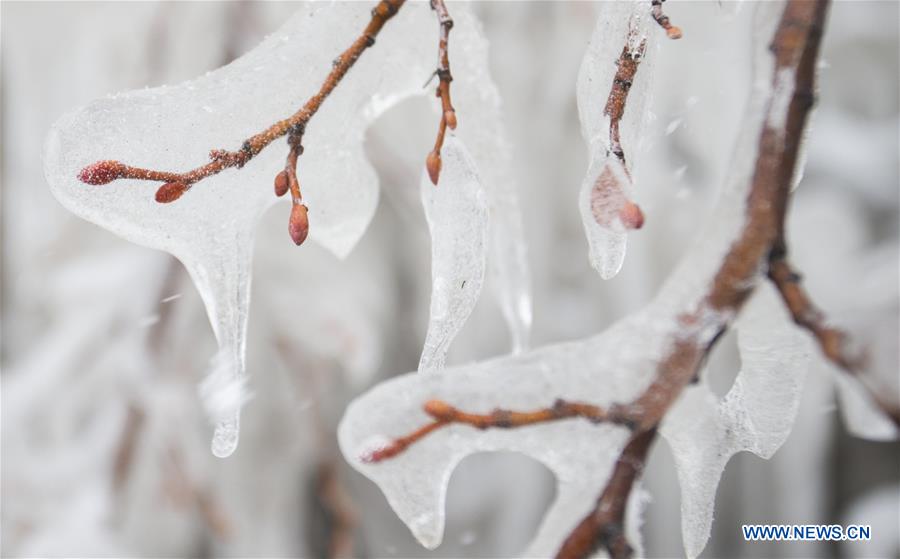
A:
575 1 659 279
418 136 488 373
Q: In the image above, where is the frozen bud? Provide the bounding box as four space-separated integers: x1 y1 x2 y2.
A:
426 150 442 185
444 109 457 130
619 201 645 230
288 202 309 246
78 160 125 185
274 171 289 197
666 26 683 40
423 399 455 421
155 182 188 203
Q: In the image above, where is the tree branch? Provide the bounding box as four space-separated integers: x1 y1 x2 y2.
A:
425 0 457 185
78 0 406 244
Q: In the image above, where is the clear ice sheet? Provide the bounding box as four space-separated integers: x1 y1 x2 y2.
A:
576 1 659 280
418 136 488 373
43 2 528 456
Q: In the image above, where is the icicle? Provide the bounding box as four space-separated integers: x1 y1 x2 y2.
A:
449 8 533 353
418 136 488 373
661 284 810 558
576 1 658 279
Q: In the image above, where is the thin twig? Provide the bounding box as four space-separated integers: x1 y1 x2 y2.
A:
78 0 406 243
605 39 646 170
425 0 457 185
651 0 682 40
362 398 633 463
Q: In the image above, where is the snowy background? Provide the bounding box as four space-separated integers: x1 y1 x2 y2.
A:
2 1 898 558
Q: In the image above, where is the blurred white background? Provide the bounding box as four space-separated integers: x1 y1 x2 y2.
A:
2 2 898 557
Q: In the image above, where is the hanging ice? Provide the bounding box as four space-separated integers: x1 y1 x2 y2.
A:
43 2 526 456
576 1 659 279
418 136 488 373
661 285 810 558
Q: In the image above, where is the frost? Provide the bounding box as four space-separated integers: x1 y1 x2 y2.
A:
43 2 527 456
418 136 488 373
661 285 810 558
576 1 659 279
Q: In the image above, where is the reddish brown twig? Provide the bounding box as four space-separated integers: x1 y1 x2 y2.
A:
605 40 646 171
768 251 900 426
651 0 682 40
424 0 457 185
362 398 633 463
556 429 656 559
78 0 406 244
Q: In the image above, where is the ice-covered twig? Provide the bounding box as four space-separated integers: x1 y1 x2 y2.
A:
77 0 406 244
424 0 457 185
650 0 683 40
768 249 900 426
362 398 634 463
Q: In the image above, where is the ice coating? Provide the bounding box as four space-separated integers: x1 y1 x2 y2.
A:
661 284 810 558
341 308 679 555
576 1 659 279
418 136 488 373
43 3 527 456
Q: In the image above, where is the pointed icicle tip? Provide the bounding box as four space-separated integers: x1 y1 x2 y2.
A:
426 151 442 185
274 170 289 197
619 201 645 230
289 202 310 246
155 182 188 203
78 160 125 185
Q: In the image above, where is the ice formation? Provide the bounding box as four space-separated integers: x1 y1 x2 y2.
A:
339 2 814 555
43 2 528 456
576 1 659 279
661 285 809 558
418 136 488 373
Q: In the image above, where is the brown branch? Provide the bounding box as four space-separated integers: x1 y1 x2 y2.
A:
555 429 657 559
362 398 633 463
425 0 457 185
768 251 900 426
367 3 843 558
314 461 359 559
78 0 406 244
651 0 682 40
605 40 646 171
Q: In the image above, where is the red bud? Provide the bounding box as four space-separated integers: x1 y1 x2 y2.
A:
426 151 442 185
666 26 683 40
288 203 309 246
444 110 457 130
619 201 645 230
155 182 187 203
274 171 289 197
78 160 124 185
423 399 454 421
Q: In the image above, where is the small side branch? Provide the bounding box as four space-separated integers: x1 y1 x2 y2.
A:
361 398 633 463
79 0 406 244
768 251 900 426
425 0 457 185
555 429 657 559
605 39 646 170
651 0 682 40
